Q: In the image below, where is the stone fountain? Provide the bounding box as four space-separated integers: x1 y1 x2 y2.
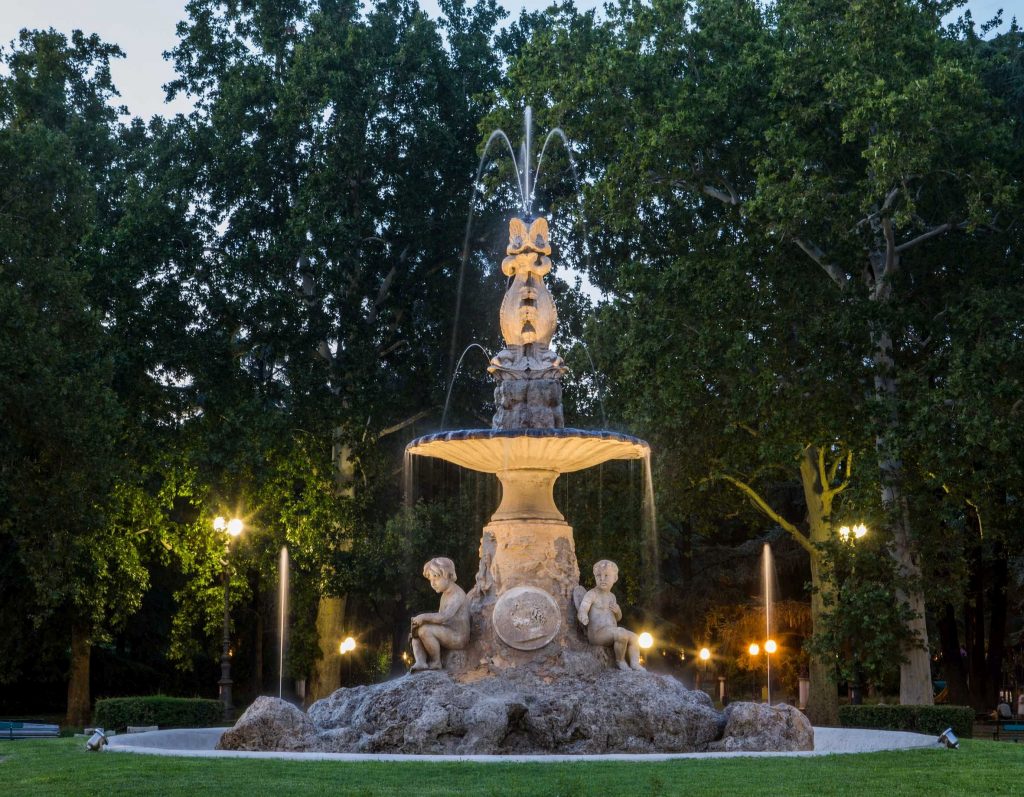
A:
218 112 812 756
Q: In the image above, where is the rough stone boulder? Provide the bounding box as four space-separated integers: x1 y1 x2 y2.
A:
304 669 724 754
708 702 814 752
216 696 321 752
218 675 813 755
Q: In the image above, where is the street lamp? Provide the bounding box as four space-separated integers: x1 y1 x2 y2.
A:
215 516 243 719
838 522 869 704
698 647 711 692
340 636 357 685
748 643 760 700
765 639 777 705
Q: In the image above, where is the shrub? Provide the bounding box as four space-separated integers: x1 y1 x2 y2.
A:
93 696 224 730
839 704 973 738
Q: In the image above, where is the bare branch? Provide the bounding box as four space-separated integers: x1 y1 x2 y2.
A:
894 221 967 253
793 237 850 289
714 474 813 554
829 450 854 495
378 409 432 439
882 217 898 275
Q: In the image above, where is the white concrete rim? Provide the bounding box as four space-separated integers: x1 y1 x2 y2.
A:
105 727 943 762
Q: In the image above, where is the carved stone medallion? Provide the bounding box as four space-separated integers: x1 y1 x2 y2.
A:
492 586 561 651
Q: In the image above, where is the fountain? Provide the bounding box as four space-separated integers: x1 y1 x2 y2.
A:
216 110 813 755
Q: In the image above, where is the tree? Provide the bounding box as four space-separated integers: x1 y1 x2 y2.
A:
498 0 1021 707
164 0 506 696
0 30 149 726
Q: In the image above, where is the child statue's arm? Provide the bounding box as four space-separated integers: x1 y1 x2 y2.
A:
577 592 594 626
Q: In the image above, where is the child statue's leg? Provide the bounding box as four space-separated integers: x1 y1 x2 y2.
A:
627 635 642 669
613 636 630 670
410 637 429 672
420 626 442 669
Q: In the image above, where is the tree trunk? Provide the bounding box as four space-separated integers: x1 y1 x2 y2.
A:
871 326 933 706
799 447 840 726
306 595 346 705
967 540 988 710
806 554 839 726
986 541 1008 708
66 622 91 728
937 604 971 706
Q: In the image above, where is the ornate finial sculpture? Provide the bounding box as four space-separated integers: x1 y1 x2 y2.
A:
489 216 567 429
409 557 470 672
576 560 645 671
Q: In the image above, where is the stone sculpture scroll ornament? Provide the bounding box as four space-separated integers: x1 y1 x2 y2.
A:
409 557 470 672
576 560 644 670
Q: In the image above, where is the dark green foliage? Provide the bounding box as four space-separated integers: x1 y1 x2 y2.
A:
839 704 975 739
92 696 224 731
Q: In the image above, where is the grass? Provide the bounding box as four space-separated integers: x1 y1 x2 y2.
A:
0 737 1020 796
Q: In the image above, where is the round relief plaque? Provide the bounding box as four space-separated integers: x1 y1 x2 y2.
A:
492 586 562 651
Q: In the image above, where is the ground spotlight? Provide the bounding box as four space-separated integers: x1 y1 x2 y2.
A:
86 728 108 751
937 728 959 749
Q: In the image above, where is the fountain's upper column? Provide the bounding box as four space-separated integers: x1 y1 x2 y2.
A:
489 216 567 430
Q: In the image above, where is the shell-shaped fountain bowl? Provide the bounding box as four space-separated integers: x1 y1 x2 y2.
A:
406 428 649 474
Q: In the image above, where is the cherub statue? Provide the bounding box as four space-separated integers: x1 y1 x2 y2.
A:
409 557 470 672
576 560 644 671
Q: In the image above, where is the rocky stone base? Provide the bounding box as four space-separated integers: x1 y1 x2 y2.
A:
493 378 564 429
218 671 812 755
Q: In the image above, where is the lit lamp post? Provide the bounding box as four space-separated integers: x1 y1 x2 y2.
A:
214 516 243 720
748 643 760 701
698 647 711 693
764 639 777 705
839 523 868 705
340 636 357 686
637 631 653 666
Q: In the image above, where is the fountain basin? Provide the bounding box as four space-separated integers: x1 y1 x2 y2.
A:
406 428 649 474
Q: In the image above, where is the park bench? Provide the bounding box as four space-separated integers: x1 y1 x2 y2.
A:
0 721 61 740
992 720 1024 742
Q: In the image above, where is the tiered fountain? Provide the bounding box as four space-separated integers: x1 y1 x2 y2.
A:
406 213 650 679
217 111 812 755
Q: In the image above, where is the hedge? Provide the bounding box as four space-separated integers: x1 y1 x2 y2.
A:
93 696 224 731
839 704 974 739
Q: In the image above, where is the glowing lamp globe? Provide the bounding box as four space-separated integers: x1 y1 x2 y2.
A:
637 632 654 650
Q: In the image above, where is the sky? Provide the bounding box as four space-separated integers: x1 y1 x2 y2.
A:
0 1 1014 120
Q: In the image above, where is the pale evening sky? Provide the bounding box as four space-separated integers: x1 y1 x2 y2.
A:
0 1 1015 121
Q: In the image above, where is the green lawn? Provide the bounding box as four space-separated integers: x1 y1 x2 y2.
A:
0 737 1019 796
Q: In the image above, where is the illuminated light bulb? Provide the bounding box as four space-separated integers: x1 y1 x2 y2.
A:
765 639 777 654
638 632 654 650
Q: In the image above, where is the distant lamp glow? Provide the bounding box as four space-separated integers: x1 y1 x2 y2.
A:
839 523 868 541
638 632 654 650
213 516 227 531
765 639 778 654
699 647 711 662
748 643 760 656
226 518 244 537
340 636 356 654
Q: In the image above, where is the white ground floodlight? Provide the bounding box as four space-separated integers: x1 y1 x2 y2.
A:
86 728 108 751
937 728 959 749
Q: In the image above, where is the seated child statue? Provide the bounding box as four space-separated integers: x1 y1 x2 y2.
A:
577 559 644 671
410 557 470 672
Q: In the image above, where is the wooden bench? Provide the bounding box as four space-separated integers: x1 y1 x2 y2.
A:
0 721 61 740
992 720 1024 742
